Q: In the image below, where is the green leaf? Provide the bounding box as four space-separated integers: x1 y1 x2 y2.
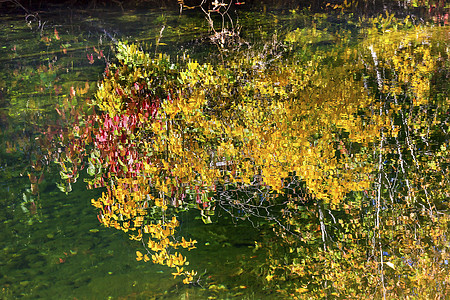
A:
56 182 66 193
60 171 70 180
201 215 212 224
87 162 96 176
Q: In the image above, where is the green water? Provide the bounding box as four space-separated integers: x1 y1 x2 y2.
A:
1 3 449 299
0 7 279 299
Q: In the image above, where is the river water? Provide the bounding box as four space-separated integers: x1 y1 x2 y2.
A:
0 6 291 299
0 3 449 299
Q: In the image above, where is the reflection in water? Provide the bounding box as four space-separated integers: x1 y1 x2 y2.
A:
0 3 449 299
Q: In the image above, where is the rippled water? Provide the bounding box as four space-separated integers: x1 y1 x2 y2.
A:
1 3 449 299
0 6 281 299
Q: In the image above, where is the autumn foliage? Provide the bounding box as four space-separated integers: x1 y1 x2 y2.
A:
51 10 449 298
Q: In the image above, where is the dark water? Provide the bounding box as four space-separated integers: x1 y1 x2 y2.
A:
1 4 449 299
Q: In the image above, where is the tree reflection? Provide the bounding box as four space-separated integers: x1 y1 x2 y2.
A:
45 9 449 298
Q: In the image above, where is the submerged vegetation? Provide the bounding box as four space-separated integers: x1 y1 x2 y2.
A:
1 0 449 298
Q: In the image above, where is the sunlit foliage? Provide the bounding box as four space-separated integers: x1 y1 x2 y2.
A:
54 37 383 284
254 21 449 299
51 8 449 297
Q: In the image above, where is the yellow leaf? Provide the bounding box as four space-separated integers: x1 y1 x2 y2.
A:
136 250 143 261
295 287 309 294
171 266 184 278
